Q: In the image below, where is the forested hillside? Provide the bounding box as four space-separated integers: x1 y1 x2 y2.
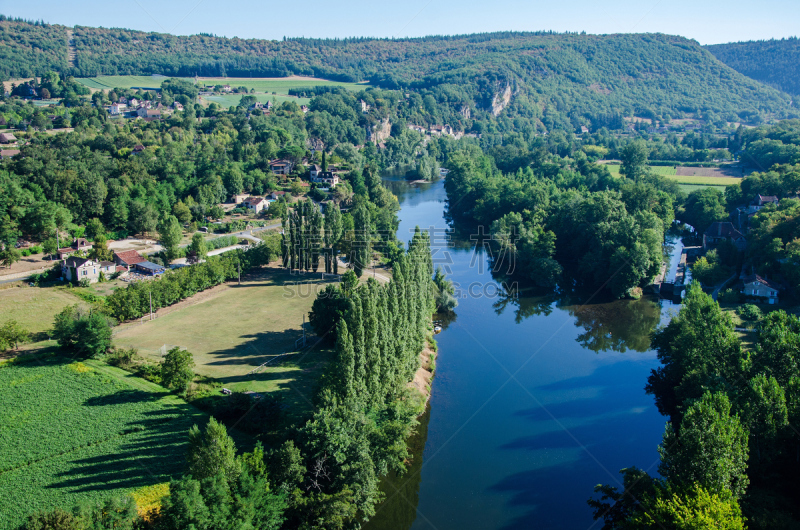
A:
0 17 794 133
708 37 800 97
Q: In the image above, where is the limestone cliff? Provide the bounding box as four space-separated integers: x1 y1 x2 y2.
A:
491 84 515 117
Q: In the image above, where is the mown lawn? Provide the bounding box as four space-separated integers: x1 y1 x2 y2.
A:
0 286 83 336
76 75 368 95
0 352 210 530
113 269 336 418
201 93 310 108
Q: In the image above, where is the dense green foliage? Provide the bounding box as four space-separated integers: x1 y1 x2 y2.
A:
52 305 114 358
591 284 800 528
708 37 800 96
443 144 674 297
0 18 793 131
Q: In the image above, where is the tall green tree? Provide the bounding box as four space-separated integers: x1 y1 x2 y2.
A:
186 417 240 483
161 347 195 394
658 391 750 499
158 215 183 264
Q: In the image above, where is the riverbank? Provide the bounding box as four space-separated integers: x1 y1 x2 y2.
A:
410 339 437 405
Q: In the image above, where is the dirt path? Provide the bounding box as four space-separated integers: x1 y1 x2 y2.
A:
66 29 76 68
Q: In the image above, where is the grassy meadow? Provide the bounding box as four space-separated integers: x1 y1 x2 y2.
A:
0 353 209 529
113 269 336 417
0 286 83 336
200 93 310 108
603 164 740 190
76 75 368 95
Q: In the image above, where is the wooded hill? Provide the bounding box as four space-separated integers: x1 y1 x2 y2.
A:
0 17 794 131
707 37 800 97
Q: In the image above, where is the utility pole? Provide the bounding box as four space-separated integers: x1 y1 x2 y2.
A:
149 291 153 321
238 260 241 285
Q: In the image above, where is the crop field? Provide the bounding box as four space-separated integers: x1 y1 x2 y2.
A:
0 354 209 529
113 269 336 417
76 75 368 95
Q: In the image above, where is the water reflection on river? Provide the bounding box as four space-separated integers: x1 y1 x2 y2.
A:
366 177 677 530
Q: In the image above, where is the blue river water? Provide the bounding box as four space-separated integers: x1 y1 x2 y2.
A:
365 177 681 530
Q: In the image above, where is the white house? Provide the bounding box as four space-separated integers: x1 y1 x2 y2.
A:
109 103 127 115
243 196 268 214
742 274 781 304
62 257 115 284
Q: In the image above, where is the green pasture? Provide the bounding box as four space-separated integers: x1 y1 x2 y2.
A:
604 164 677 177
113 269 336 419
668 175 740 186
0 286 83 336
76 75 368 95
678 183 728 194
76 75 166 90
201 93 310 108
0 353 209 529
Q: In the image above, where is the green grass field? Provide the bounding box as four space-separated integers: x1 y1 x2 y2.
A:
75 75 166 90
201 93 310 108
678 183 728 194
603 164 739 187
0 352 210 529
0 287 83 336
667 175 741 186
113 269 336 418
76 75 368 95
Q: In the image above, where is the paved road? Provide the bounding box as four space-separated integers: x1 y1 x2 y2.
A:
711 274 737 301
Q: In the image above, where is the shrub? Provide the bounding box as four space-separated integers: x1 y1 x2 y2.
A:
52 305 115 358
160 347 195 394
737 303 763 321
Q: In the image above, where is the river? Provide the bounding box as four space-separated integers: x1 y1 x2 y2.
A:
365 177 683 530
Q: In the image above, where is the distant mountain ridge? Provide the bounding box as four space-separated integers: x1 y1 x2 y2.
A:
707 37 800 97
0 17 795 129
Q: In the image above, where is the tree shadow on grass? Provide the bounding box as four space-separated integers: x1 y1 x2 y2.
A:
49 403 205 494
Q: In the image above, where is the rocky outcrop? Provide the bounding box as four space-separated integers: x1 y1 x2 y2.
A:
368 118 392 144
491 84 516 117
459 105 471 120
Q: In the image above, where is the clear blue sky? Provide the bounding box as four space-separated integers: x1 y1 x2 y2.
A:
3 0 798 45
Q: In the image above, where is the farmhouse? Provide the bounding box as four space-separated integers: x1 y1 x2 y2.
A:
309 164 321 179
703 222 747 251
62 257 115 283
222 85 232 92
0 149 20 159
0 132 17 144
243 196 268 214
270 159 294 175
56 238 91 260
269 191 286 200
113 249 146 268
742 274 781 304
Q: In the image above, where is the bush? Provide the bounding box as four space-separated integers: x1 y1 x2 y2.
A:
737 303 763 321
160 347 195 394
52 305 115 358
718 288 741 303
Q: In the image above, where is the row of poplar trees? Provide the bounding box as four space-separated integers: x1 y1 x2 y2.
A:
331 227 435 405
281 199 374 276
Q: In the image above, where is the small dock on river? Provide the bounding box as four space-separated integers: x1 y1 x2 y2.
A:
656 246 702 298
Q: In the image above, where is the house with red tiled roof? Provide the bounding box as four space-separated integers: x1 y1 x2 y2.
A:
243 196 268 214
113 250 146 268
